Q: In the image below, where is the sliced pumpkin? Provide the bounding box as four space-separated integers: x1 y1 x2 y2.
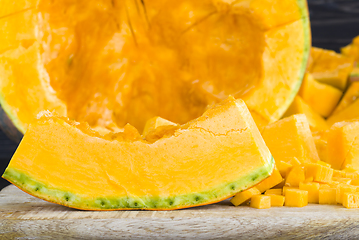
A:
2 98 274 210
0 0 310 141
283 96 328 131
261 114 320 165
298 73 342 118
327 120 359 171
327 99 359 126
309 47 354 91
332 82 359 116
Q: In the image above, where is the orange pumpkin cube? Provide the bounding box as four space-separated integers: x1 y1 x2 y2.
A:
319 188 337 205
342 192 359 209
250 195 271 209
305 163 333 183
231 187 261 207
284 189 308 207
299 182 320 203
268 195 285 207
285 166 305 187
336 184 358 204
255 168 283 193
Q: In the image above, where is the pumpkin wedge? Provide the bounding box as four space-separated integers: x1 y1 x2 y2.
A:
2 98 274 210
0 0 310 142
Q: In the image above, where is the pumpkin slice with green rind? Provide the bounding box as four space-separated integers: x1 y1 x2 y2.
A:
0 0 310 142
3 98 274 210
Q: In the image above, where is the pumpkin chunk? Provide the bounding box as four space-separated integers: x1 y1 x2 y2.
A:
299 73 342 118
337 184 358 204
3 98 274 210
285 166 305 188
304 163 333 183
262 114 320 165
250 195 271 209
308 47 353 91
342 192 359 209
231 187 261 207
327 121 359 171
255 168 283 193
318 188 337 205
299 182 320 203
277 161 293 178
268 195 285 207
284 189 308 207
332 82 359 115
283 96 328 131
327 100 359 126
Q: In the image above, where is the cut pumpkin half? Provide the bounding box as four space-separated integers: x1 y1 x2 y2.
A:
3 98 274 210
0 0 310 142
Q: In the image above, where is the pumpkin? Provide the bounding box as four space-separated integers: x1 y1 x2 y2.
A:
0 0 310 142
3 98 274 210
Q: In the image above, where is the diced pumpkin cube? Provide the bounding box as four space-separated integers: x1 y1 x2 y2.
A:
261 114 320 165
283 96 329 131
333 170 346 178
277 161 293 178
299 73 342 118
255 168 283 193
265 189 282 195
250 195 271 209
319 188 337 205
305 163 333 183
283 186 298 196
299 182 320 203
342 192 359 209
327 121 359 170
337 184 358 204
309 47 353 91
284 189 308 207
350 179 359 186
285 166 305 187
230 187 261 207
268 195 285 207
332 177 351 185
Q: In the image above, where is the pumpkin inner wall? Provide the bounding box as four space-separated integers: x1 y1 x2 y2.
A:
37 0 264 131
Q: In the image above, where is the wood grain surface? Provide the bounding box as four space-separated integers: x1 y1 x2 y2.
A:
1 185 359 239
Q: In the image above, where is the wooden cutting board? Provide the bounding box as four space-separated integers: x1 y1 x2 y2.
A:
1 184 359 239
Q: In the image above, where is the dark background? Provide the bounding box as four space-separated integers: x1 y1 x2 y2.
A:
1 0 359 190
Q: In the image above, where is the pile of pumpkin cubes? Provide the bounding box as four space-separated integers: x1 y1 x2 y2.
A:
231 114 359 209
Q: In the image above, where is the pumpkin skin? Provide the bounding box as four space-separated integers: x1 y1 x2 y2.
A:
3 98 274 210
0 0 310 139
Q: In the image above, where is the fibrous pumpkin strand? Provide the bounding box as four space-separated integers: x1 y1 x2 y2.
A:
125 3 138 47
180 11 217 36
0 7 34 20
140 0 151 28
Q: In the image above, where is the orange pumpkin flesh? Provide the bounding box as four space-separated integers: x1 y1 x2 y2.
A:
0 0 310 136
3 98 274 210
